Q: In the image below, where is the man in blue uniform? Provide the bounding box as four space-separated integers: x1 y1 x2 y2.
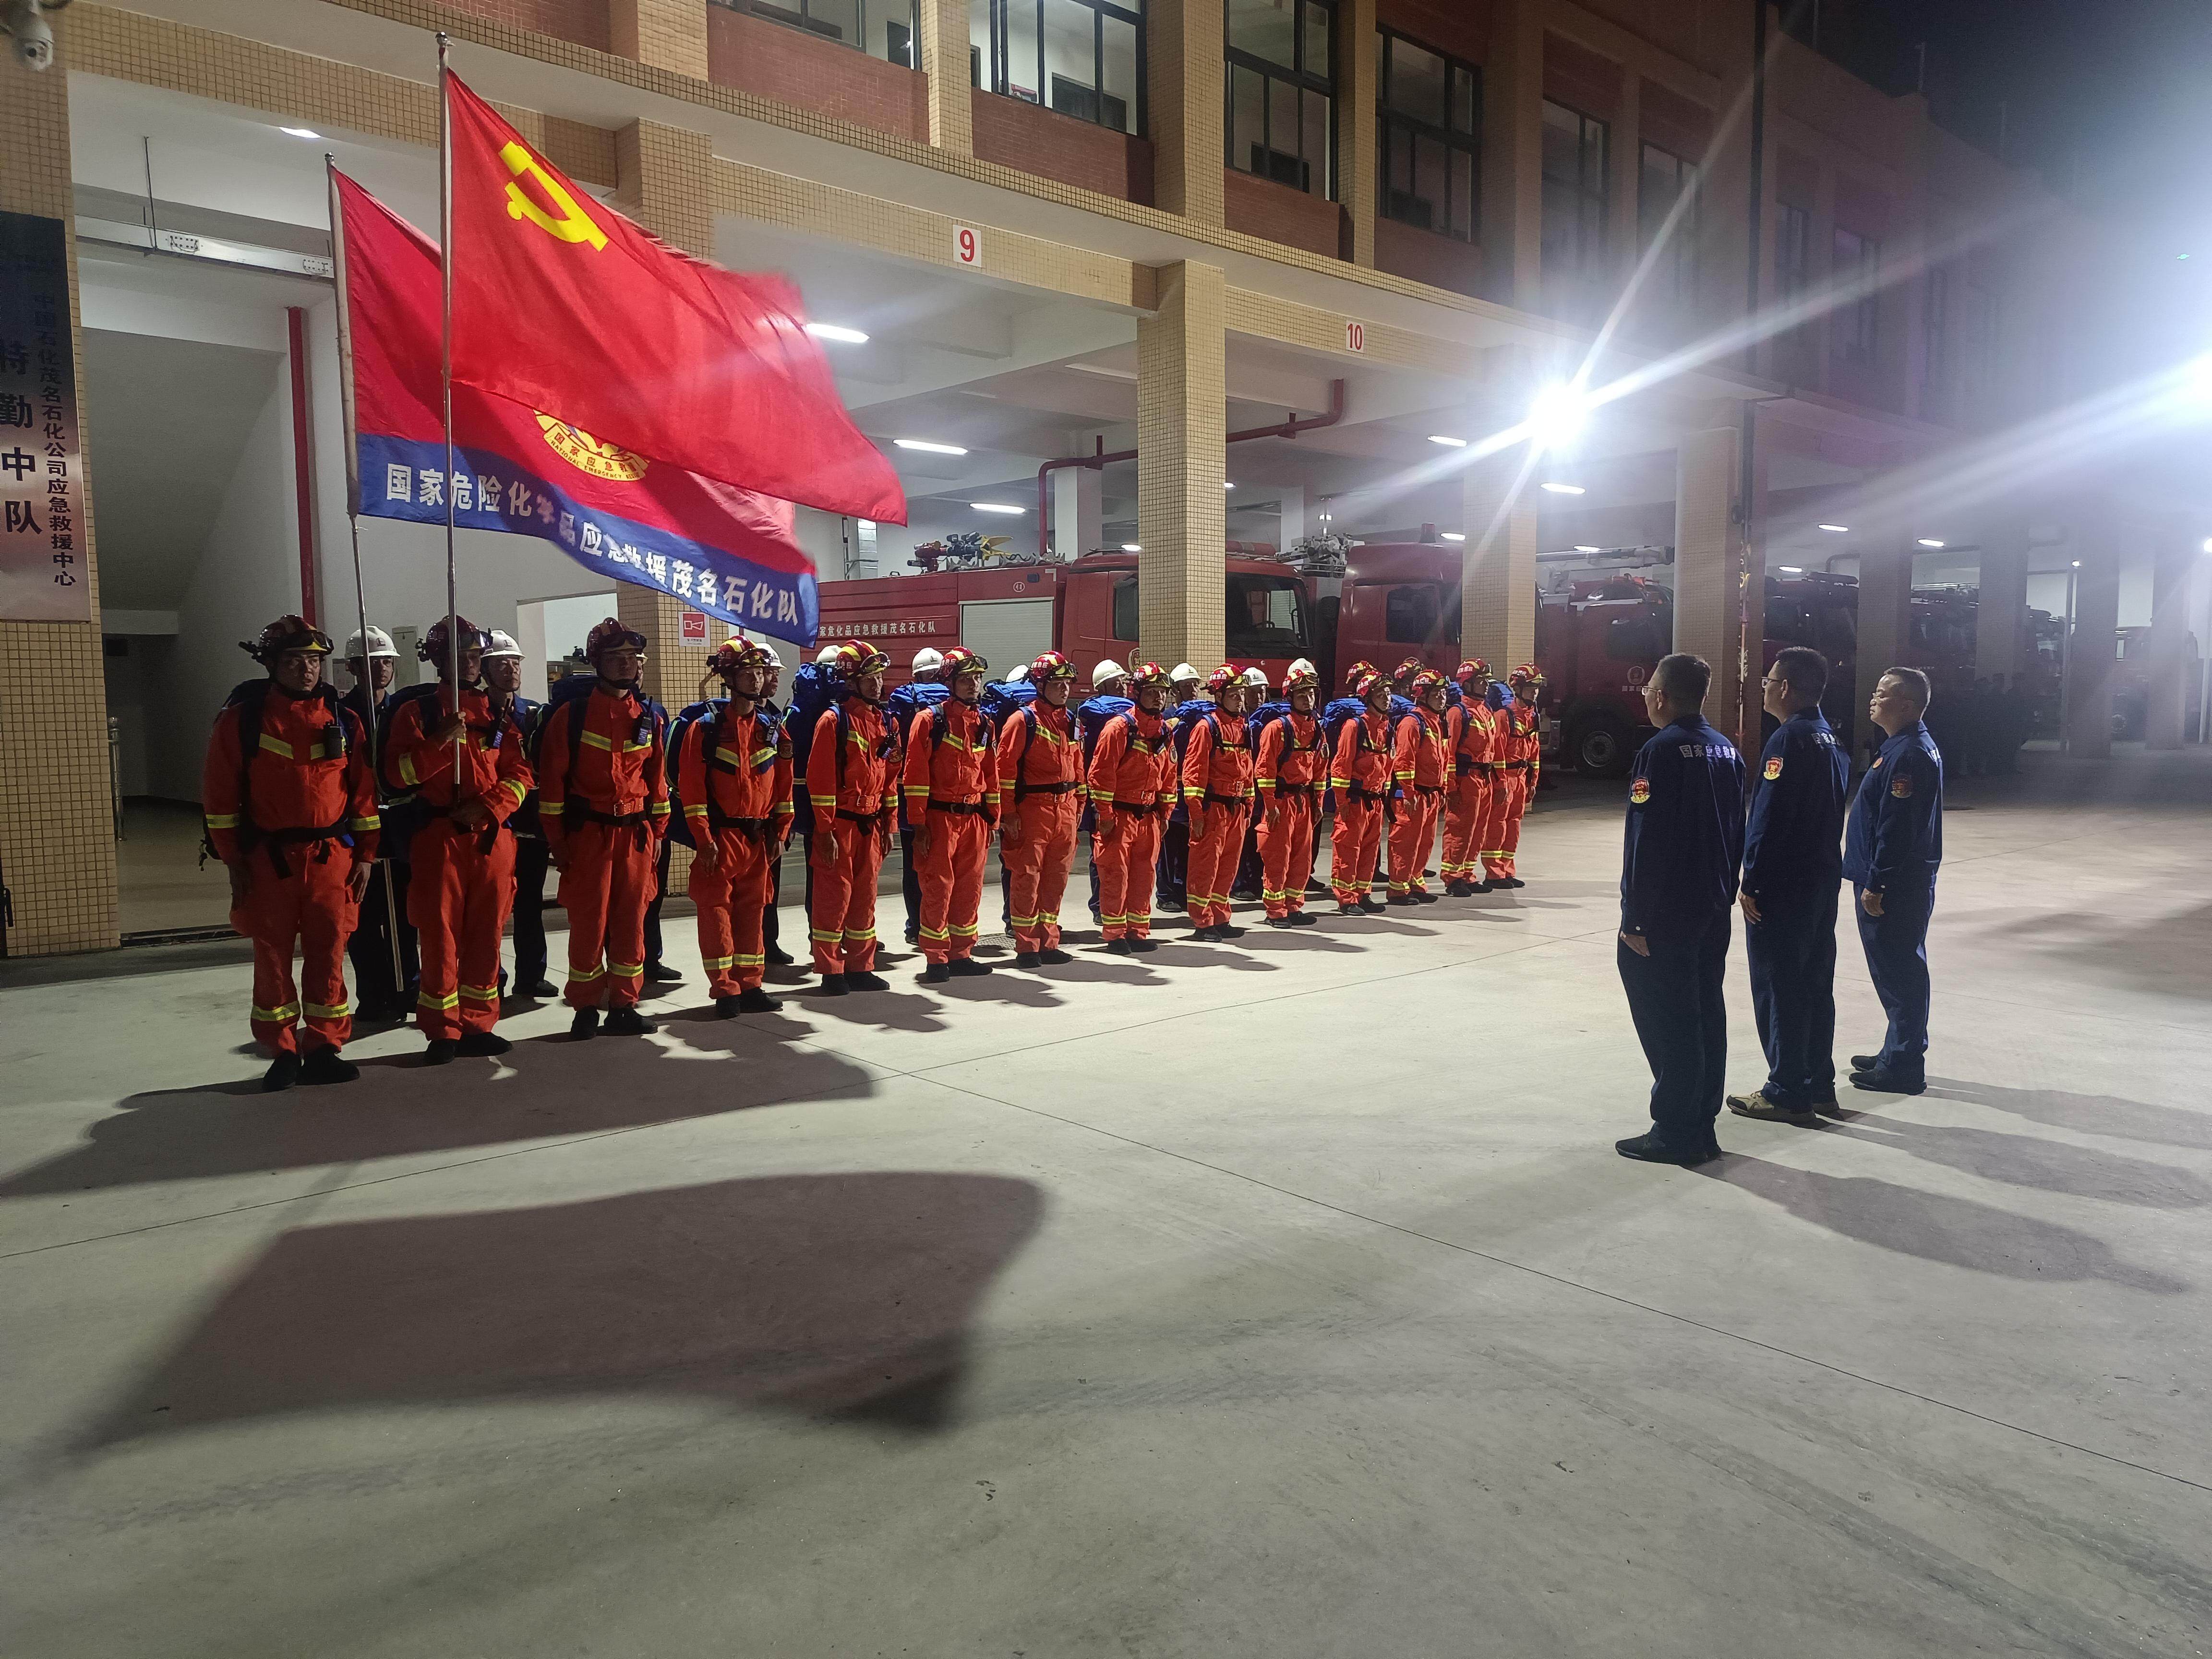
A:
481 630 556 1000
1843 666 1944 1095
1615 653 1746 1166
1728 646 1851 1126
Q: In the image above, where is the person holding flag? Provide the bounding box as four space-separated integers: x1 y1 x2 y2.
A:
679 637 793 1017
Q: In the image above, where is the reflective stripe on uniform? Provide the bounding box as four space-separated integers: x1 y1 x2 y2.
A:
204 812 240 829
580 730 614 751
257 734 295 759
458 983 499 1003
416 988 461 1010
303 999 350 1019
252 1000 301 1023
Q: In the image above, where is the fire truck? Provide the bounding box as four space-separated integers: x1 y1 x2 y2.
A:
813 545 1318 687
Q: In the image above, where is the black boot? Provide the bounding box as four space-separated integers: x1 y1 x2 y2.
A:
1106 938 1134 956
924 962 951 983
569 1007 600 1040
299 1046 359 1085
947 958 992 977
457 1031 512 1057
1288 911 1318 926
714 996 741 1018
1216 924 1246 939
1015 951 1042 969
605 1006 659 1035
819 974 850 996
422 1039 457 1066
1038 948 1073 965
1128 936 1158 952
1264 915 1294 928
261 1050 301 1092
736 987 781 1013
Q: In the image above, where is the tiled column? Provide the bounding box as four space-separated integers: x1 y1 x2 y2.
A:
1671 426 1738 718
1136 260 1226 668
1973 515 2030 683
2143 527 2191 751
0 22 119 955
1459 448 1536 673
916 0 974 156
1852 533 1913 766
1052 464 1102 559
1337 0 1378 266
1148 0 1225 226
1478 0 1542 310
609 0 709 78
2064 523 2120 759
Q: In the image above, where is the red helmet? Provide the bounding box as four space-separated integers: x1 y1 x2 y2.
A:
1411 669 1446 695
709 635 774 674
1342 659 1377 692
1393 655 1425 681
1128 661 1174 692
1030 649 1076 683
1510 662 1544 684
586 618 648 661
240 615 334 664
940 645 989 678
420 614 492 664
832 639 890 679
1356 671 1389 699
1204 663 1243 697
1453 658 1491 684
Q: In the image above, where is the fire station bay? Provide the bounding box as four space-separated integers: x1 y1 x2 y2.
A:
5 0 2212 1652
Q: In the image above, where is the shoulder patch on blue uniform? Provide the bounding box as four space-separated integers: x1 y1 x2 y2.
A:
1764 757 1782 780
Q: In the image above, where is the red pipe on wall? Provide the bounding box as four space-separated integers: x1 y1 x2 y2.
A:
287 306 321 625
1033 378 1346 556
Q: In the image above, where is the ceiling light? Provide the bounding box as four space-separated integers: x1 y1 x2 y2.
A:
1428 434 1468 448
1224 481 1236 489
2201 537 2212 554
1122 542 1142 552
1441 532 1466 542
895 438 968 455
970 502 1024 514
805 323 869 345
277 126 322 140
2071 560 2082 568
1778 565 1804 573
1540 481 1585 495
1573 545 1600 553
1917 538 1946 549
1526 383 1589 452
1818 523 1850 533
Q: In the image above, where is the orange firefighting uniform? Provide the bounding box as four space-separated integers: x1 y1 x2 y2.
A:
1328 708 1395 904
1490 696 1540 881
903 697 997 963
679 700 793 997
1442 697 1504 885
1087 705 1176 941
807 696 900 974
1181 708 1254 929
538 683 671 1009
1255 709 1324 919
997 699 1083 953
203 687 380 1055
1387 707 1449 896
384 684 533 1039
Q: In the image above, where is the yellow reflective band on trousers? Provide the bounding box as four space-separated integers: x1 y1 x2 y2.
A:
252 1000 301 1023
702 953 736 970
303 999 351 1019
416 988 461 1010
608 961 645 979
567 963 606 983
459 983 499 1002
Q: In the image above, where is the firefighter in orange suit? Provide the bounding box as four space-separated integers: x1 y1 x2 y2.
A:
1256 661 1324 927
1329 671 1395 914
807 639 900 995
904 643 998 982
382 616 532 1062
1488 664 1543 888
997 649 1083 969
1387 669 1450 904
537 618 672 1038
1443 659 1504 895
681 637 793 1017
202 616 379 1091
1182 663 1257 940
1088 660 1177 954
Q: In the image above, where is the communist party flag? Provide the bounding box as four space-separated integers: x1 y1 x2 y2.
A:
335 168 824 642
442 72 905 526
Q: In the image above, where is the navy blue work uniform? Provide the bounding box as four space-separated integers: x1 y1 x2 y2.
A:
1618 714 1746 1149
505 694 551 994
1740 708 1849 1106
1843 719 1943 1085
342 682 416 1017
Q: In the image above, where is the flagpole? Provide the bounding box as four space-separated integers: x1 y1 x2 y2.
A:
438 32 462 767
327 153 405 1000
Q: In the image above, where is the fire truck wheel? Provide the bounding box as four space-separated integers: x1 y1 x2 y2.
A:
1570 713 1636 779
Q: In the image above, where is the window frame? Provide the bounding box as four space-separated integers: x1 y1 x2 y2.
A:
1831 226 1880 364
714 0 920 69
1540 98 1611 311
1224 0 1338 202
1374 26 1480 242
1225 573 1313 658
1923 263 1949 416
977 0 1146 135
1636 140 1699 312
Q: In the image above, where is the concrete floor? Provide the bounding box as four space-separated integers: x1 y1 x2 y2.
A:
3 747 2209 1657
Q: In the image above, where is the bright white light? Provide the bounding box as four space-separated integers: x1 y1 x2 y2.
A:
1573 544 1600 553
2071 560 2082 568
1540 482 1586 495
1818 523 1851 533
1122 542 1142 552
1779 565 1804 573
1917 538 1946 549
1441 532 1467 542
1526 383 1589 453
805 323 869 345
1428 434 1469 448
2201 537 2212 554
278 126 321 139
1224 481 1236 490
970 502 1024 515
895 438 968 455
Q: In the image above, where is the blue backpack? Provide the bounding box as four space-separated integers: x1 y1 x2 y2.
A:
666 696 782 849
981 679 1038 726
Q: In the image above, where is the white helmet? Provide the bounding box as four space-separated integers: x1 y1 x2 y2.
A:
1242 666 1270 689
1003 663 1030 685
1286 657 1317 682
1170 662 1199 685
344 625 397 660
816 644 841 666
757 640 783 669
913 646 945 675
482 629 523 659
1091 658 1127 690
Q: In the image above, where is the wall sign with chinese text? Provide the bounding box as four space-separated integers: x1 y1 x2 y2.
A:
0 213 88 623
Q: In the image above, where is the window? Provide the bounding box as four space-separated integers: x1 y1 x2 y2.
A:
1605 612 1669 663
1381 583 1439 645
1111 576 1139 641
1226 0 1335 202
1776 203 1810 301
1226 574 1312 657
716 0 919 69
1637 143 1698 312
974 0 1143 134
1376 29 1479 240
1923 264 1949 417
1832 227 1879 363
1541 100 1609 318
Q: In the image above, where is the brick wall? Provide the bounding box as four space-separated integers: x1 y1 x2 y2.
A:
971 92 1154 205
444 0 611 53
707 8 927 142
1223 168 1346 261
1374 216 1485 300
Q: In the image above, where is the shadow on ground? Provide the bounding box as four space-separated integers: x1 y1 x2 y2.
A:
1925 1077 2212 1152
81 1172 1043 1447
1827 1117 2212 1209
0 1035 876 1198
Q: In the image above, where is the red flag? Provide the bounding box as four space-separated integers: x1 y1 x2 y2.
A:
336 168 825 641
443 72 905 525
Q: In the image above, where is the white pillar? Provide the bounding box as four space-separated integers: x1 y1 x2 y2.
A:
514 601 550 705
1274 485 1305 555
1054 466 1104 560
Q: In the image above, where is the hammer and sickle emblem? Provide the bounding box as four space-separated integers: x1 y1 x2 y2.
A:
499 141 608 250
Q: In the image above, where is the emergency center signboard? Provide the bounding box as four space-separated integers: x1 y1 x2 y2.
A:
0 213 89 623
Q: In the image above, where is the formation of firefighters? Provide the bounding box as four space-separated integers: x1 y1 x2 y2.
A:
204 613 1545 1089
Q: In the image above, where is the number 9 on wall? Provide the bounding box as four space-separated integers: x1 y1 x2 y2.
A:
954 225 980 266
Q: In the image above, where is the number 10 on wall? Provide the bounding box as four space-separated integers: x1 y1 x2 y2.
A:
1344 320 1365 353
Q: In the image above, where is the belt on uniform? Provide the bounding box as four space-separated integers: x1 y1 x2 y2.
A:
836 806 889 830
1274 781 1318 798
1107 799 1162 815
253 821 348 879
1413 783 1446 798
1014 779 1082 798
1202 791 1248 808
569 804 650 828
1501 759 1530 771
1345 784 1389 804
926 798 989 816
